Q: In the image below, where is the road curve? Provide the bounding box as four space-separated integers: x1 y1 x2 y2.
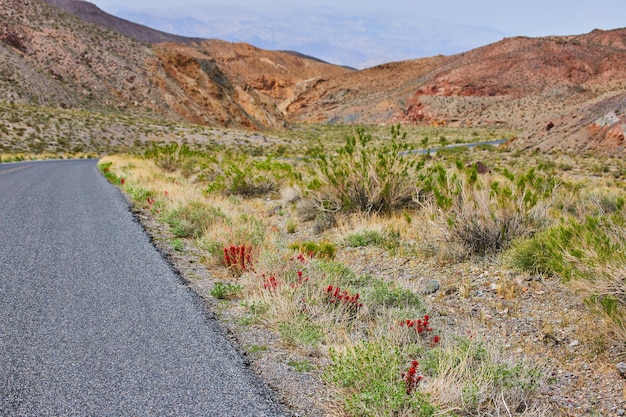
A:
0 160 289 416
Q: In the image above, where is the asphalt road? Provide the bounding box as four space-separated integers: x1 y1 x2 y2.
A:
0 160 289 416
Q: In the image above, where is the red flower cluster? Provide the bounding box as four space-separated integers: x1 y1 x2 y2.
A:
120 178 125 185
290 253 310 264
402 360 423 395
147 197 155 205
325 285 363 310
261 274 279 291
224 245 253 273
398 314 441 346
399 314 433 334
295 270 309 286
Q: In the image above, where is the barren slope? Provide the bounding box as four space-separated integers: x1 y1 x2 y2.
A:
286 28 626 152
1 0 350 130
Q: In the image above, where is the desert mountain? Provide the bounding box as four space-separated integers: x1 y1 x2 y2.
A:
1 0 625 153
1 0 350 130
43 0 197 44
286 28 626 152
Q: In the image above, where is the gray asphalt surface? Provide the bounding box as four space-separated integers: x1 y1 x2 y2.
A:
0 159 289 416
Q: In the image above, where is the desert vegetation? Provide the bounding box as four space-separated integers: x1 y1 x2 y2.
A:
2 1 625 414
97 123 626 416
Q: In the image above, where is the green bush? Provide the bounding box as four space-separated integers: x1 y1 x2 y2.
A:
344 229 385 247
278 314 323 348
508 213 626 280
144 142 200 172
163 202 225 238
205 153 296 197
311 125 423 214
289 240 337 259
365 279 423 310
210 282 243 299
98 161 123 185
420 164 556 256
325 340 436 417
421 337 543 415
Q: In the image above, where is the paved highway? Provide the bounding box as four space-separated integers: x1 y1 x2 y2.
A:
0 159 288 416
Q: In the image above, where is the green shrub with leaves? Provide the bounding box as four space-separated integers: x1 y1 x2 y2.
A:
98 161 123 185
508 209 626 356
344 229 385 247
205 152 297 197
144 142 202 173
210 282 243 299
311 125 424 214
278 314 323 348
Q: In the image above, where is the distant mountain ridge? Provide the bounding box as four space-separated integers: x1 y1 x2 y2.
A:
114 5 508 69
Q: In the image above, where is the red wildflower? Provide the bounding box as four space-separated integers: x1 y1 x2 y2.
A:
402 360 423 395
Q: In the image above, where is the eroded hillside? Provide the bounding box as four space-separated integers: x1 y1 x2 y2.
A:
1 0 351 131
286 28 626 153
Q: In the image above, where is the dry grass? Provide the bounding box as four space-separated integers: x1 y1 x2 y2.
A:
99 136 626 416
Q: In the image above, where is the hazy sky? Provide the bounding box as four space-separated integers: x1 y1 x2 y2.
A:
89 0 625 37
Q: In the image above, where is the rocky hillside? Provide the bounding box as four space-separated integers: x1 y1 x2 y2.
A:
0 0 350 130
2 0 625 153
286 28 626 152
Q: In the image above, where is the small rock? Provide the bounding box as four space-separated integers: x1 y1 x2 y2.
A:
617 362 626 378
423 280 440 294
569 339 580 347
617 409 625 416
444 286 457 295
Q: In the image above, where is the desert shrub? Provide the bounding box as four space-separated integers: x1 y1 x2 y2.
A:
508 213 626 280
144 142 200 172
163 202 226 238
278 314 324 348
421 336 544 415
286 218 298 234
313 210 337 234
205 152 297 197
325 340 436 417
507 228 566 277
508 210 626 355
586 266 626 357
311 125 423 214
289 240 336 259
421 164 556 256
98 161 123 185
344 229 385 247
365 279 423 310
210 282 243 299
125 185 154 205
344 229 401 250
